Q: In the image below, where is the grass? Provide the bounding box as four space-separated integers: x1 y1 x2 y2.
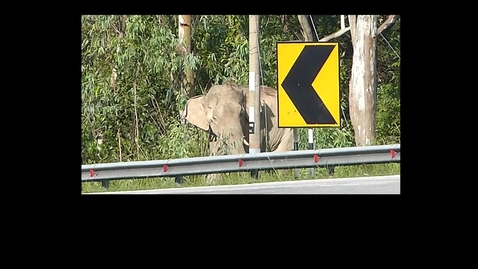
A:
81 162 400 193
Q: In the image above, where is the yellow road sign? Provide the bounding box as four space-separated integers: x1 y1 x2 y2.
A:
277 42 340 127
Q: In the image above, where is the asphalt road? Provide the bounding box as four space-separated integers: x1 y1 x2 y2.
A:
86 175 400 194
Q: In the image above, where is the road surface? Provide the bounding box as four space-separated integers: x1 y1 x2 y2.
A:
85 175 400 194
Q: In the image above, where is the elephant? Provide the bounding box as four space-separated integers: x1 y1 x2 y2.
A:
182 82 293 176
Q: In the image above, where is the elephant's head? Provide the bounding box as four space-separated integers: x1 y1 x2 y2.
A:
182 83 249 156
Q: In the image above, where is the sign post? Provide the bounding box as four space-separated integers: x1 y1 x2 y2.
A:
249 15 261 179
277 42 340 177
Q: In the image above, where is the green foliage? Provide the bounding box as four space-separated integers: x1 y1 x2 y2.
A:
192 15 249 90
157 119 209 160
82 15 200 163
376 15 400 144
81 15 400 173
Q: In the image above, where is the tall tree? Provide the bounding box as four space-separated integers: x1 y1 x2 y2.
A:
178 15 195 99
297 15 314 41
348 15 397 146
110 15 127 161
348 15 377 146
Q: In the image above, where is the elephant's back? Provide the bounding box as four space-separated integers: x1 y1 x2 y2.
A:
259 86 278 98
260 86 279 115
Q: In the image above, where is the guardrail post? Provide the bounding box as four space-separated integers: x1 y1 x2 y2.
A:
293 129 299 179
308 129 315 178
328 166 335 176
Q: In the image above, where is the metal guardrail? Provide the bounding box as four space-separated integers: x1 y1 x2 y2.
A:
82 144 400 184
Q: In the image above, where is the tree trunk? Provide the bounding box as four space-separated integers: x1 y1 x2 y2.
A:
111 15 127 88
177 15 194 184
113 15 127 161
282 15 288 33
348 15 377 146
178 15 195 98
297 15 315 41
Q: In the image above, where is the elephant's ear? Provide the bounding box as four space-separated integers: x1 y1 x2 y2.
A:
183 95 209 131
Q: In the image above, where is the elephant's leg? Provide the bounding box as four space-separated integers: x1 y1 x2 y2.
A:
205 173 222 184
272 129 294 179
274 130 293 153
206 138 224 183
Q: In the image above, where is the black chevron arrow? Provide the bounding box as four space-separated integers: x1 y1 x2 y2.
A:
281 45 336 124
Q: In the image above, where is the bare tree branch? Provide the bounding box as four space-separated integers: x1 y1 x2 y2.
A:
112 24 121 35
119 15 127 38
319 27 350 41
348 15 357 46
376 15 397 36
319 15 350 42
297 15 314 41
296 15 395 44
